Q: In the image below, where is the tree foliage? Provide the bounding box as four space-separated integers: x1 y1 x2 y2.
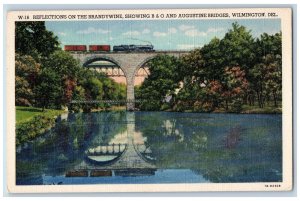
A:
136 55 182 110
137 22 282 113
35 67 62 110
15 21 60 60
14 21 282 113
15 22 126 111
15 54 41 106
219 22 256 70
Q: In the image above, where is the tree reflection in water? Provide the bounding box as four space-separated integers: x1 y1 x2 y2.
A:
16 111 282 184
135 112 282 182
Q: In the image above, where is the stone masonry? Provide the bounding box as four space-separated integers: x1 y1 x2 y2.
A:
71 51 188 110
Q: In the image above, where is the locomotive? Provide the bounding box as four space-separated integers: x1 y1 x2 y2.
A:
113 44 154 52
64 44 154 52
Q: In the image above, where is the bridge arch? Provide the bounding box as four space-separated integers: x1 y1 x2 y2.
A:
131 55 157 85
82 55 128 78
70 52 188 111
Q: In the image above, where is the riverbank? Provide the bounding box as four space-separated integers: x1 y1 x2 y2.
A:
205 104 282 114
160 104 282 114
15 104 281 146
16 106 66 145
240 104 282 114
16 106 65 124
91 106 126 112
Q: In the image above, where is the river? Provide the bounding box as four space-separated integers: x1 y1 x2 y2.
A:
16 111 282 185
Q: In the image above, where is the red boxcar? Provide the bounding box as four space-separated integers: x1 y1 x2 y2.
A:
89 45 111 52
64 45 87 51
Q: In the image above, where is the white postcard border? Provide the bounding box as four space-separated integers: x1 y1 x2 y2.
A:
6 8 293 193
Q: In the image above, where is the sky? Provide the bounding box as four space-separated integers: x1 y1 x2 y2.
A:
45 19 281 85
46 19 281 50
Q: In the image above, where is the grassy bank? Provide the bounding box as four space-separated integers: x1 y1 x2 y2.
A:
16 106 64 124
16 106 65 146
241 104 282 114
153 103 282 114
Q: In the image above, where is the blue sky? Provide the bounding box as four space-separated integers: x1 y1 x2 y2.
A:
46 19 281 50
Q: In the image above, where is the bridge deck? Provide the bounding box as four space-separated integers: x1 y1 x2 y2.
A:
70 50 190 55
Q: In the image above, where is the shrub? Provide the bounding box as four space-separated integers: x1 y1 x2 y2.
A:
16 113 59 146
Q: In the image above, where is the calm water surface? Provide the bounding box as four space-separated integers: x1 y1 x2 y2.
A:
16 111 282 185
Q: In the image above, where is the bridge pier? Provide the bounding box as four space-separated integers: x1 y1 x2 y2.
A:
126 74 135 111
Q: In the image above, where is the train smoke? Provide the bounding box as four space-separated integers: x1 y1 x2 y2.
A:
126 37 152 46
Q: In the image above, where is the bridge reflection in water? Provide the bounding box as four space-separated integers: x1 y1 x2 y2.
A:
66 112 157 177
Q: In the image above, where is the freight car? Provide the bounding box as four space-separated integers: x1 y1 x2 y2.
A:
64 45 87 51
113 44 154 52
89 45 111 52
64 44 154 52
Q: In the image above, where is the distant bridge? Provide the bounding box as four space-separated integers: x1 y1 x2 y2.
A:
70 99 143 104
71 51 189 110
70 98 204 105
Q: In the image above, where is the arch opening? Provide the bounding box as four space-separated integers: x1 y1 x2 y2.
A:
84 57 126 79
133 56 155 86
83 57 128 110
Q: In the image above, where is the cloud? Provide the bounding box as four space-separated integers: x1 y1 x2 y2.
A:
58 32 67 36
76 27 110 34
183 27 224 37
142 28 150 34
168 27 177 34
179 25 195 31
178 25 224 37
207 28 224 33
153 31 167 37
122 31 140 36
185 29 207 37
153 28 177 37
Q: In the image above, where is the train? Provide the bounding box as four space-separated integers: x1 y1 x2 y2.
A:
64 44 154 52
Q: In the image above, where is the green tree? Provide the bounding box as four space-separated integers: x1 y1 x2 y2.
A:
220 66 249 112
115 82 126 100
175 23 282 112
42 50 81 79
176 48 215 112
42 50 82 107
200 37 223 80
85 78 103 100
248 32 282 108
219 22 256 73
265 54 282 107
250 54 281 108
15 54 41 106
35 68 61 110
255 32 282 60
69 86 86 112
15 76 33 106
15 21 60 60
137 55 182 111
176 23 256 112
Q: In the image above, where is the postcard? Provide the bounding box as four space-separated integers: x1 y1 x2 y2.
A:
6 8 293 193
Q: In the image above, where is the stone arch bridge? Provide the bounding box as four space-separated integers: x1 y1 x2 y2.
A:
71 51 189 110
